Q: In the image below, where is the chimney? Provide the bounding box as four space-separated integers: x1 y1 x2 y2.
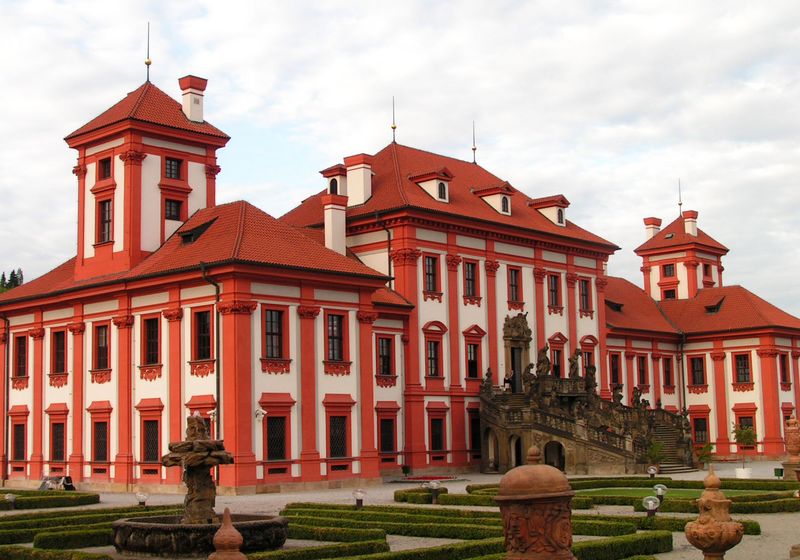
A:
321 164 347 196
343 154 373 207
682 210 698 236
643 217 662 240
322 193 348 254
178 75 208 122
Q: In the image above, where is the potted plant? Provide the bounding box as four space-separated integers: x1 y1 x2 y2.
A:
645 440 666 473
695 442 714 470
733 423 757 478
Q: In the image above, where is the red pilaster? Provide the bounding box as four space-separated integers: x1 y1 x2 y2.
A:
624 349 635 404
163 304 184 484
710 348 730 454
485 252 500 379
640 263 652 298
651 352 662 407
120 144 146 266
112 313 134 485
356 306 380 478
758 341 783 455
72 160 87 268
565 270 578 353
595 276 611 399
67 320 85 480
205 153 220 208
218 297 258 487
533 265 547 350
792 348 800 422
0 328 7 478
685 259 699 298
297 300 322 480
445 249 462 389
28 322 45 479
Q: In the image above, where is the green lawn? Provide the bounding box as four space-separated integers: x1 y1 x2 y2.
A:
576 487 766 498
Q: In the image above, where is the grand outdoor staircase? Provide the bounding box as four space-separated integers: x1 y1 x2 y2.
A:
652 421 698 474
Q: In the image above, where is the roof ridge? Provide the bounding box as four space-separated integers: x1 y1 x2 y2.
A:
390 143 409 205
231 201 247 259
128 82 152 118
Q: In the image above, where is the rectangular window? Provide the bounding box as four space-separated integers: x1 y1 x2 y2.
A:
610 353 621 386
548 274 560 307
508 267 521 301
469 414 481 452
693 418 709 444
464 261 478 297
94 324 109 370
379 418 395 453
780 354 790 384
142 317 159 365
377 337 393 375
93 421 108 462
51 422 65 462
703 263 711 277
99 157 112 180
426 340 440 376
738 416 754 430
327 314 344 361
266 416 287 461
14 335 27 377
423 255 439 293
98 199 112 243
329 415 347 458
690 357 705 385
662 263 675 277
637 356 647 386
430 418 444 451
663 289 676 300
194 310 212 361
165 157 182 180
264 310 284 359
552 349 562 378
52 330 66 374
165 199 182 221
583 351 593 376
467 343 479 378
735 354 751 383
579 279 591 311
663 357 673 386
12 424 25 461
142 419 160 462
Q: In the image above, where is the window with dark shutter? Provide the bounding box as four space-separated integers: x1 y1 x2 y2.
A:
143 318 159 365
379 418 395 453
195 311 211 360
327 314 344 361
467 343 479 378
266 416 287 461
377 338 392 375
51 422 65 462
430 418 444 451
52 331 66 373
143 420 160 462
13 424 25 461
329 416 347 458
94 421 108 462
265 310 284 359
95 325 109 369
15 335 27 377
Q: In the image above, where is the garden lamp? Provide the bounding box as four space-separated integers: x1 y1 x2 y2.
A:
647 465 658 479
653 484 668 505
4 493 16 510
643 495 659 517
429 480 442 504
353 488 366 509
136 492 149 507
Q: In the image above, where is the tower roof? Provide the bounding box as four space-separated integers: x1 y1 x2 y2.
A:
634 214 727 255
65 81 229 142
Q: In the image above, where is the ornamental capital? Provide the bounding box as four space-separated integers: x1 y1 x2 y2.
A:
757 347 779 358
793 351 800 360
112 315 134 329
595 277 608 292
218 300 257 315
67 322 85 334
72 164 87 178
162 308 184 322
28 327 45 340
446 254 462 271
297 305 321 319
565 272 578 286
710 351 726 361
533 267 547 283
356 310 378 324
389 248 422 266
640 265 651 273
484 260 500 276
0 332 5 344
685 259 700 268
120 150 147 165
205 164 221 178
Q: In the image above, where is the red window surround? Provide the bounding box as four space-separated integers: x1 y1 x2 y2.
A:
375 400 401 467
609 351 622 387
138 313 163 382
45 403 69 474
687 354 708 393
732 352 753 390
258 392 296 480
779 353 791 391
185 394 217 439
687 404 711 447
426 401 450 464
90 321 112 384
463 324 486 382
507 266 524 311
578 277 593 318
579 335 598 376
190 306 215 378
135 398 164 480
322 393 355 478
9 405 29 477
87 400 113 480
422 253 443 302
636 355 649 390
260 304 291 374
732 402 758 453
422 321 447 388
324 310 351 375
375 334 396 387
50 327 68 373
547 273 563 315
12 333 29 390
462 259 482 306
662 356 675 393
548 332 567 378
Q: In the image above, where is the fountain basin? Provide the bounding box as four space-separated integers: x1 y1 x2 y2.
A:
112 513 288 557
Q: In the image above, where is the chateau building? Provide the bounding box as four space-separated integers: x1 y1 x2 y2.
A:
0 74 798 491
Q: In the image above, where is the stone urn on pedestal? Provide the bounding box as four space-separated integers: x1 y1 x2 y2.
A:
783 416 800 480
684 466 743 560
494 445 576 560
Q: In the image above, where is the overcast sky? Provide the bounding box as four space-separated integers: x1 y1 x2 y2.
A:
2 1 799 316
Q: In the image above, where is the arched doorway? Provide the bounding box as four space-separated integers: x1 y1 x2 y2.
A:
485 429 499 472
509 435 523 467
544 441 565 471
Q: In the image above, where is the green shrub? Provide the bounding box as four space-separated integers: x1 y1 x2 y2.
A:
288 525 386 542
573 531 673 560
246 540 389 559
0 504 178 524
2 493 100 510
0 508 182 531
393 487 449 504
335 538 504 560
283 508 501 528
572 520 636 536
284 503 497 520
0 546 112 560
573 513 760 535
33 528 113 550
283 515 501 540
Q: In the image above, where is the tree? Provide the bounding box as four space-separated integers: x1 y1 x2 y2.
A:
16 268 22 285
0 272 5 289
8 270 17 288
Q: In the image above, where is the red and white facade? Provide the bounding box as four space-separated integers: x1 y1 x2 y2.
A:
1 75 798 492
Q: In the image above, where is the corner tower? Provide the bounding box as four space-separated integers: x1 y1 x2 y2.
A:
634 210 728 301
65 76 229 280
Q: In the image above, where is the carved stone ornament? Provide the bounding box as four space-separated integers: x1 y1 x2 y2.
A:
463 295 482 306
710 351 726 361
504 313 532 342
595 277 608 292
323 360 352 375
565 273 578 287
162 308 184 322
90 369 112 384
139 364 163 381
11 376 29 390
663 385 676 395
210 507 246 560
190 359 215 378
356 311 378 324
112 315 134 329
757 347 779 358
508 301 525 311
218 301 257 315
547 305 564 316
72 164 87 178
297 306 321 319
375 374 398 388
684 466 743 559
49 373 68 388
120 150 147 165
205 164 222 178
423 291 443 302
28 328 45 340
782 382 792 392
260 358 291 374
533 267 547 283
446 254 462 271
732 382 754 392
688 384 709 394
67 322 86 334
785 417 800 463
484 260 501 276
389 248 422 265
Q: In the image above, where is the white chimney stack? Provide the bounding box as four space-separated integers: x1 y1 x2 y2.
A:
344 154 373 207
322 194 348 254
682 210 698 237
178 75 208 123
643 217 662 240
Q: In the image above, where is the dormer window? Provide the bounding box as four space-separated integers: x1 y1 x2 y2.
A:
557 209 564 224
527 194 569 226
99 158 112 180
438 182 447 200
165 158 182 180
409 168 453 203
501 196 509 213
329 178 338 195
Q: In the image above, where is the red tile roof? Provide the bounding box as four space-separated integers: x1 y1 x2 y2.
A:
371 287 413 308
280 143 618 252
658 285 800 334
635 215 728 254
65 82 228 141
0 201 385 305
604 277 678 334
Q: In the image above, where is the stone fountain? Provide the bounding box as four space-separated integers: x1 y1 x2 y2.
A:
112 414 288 557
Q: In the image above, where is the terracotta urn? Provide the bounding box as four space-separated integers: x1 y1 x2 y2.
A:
684 466 744 559
786 417 800 463
494 446 576 560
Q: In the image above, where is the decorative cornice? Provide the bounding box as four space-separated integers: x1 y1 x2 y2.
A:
663 385 675 395
72 164 87 178
565 272 578 287
90 369 112 384
323 360 352 376
67 322 85 334
260 358 292 374
446 254 463 271
28 328 45 340
579 309 594 319
11 376 29 390
757 347 779 358
793 351 800 360
781 382 792 392
218 300 257 315
120 150 147 166
189 359 215 378
595 278 608 292
376 374 398 388
138 364 163 382
484 260 500 276
389 248 422 265
357 311 378 324
508 301 524 311
547 305 563 316
463 295 482 307
687 384 708 394
112 315 134 329
732 382 754 392
423 291 443 302
205 164 221 178
685 260 700 268
650 353 662 361
297 306 321 319
48 373 68 388
162 308 184 322
710 351 726 361
533 267 547 283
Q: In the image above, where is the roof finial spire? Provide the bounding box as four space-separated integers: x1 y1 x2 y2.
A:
678 178 683 216
391 96 397 143
145 22 152 82
472 120 477 164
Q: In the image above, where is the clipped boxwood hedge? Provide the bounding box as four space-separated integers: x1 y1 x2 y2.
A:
283 514 501 540
336 537 504 560
288 525 387 542
1 493 100 510
0 504 178 524
573 513 760 535
33 528 113 550
573 530 672 560
246 540 389 559
0 547 112 560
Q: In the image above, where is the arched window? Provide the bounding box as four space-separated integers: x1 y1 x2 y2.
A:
501 196 509 213
557 208 564 224
438 182 447 200
329 178 338 195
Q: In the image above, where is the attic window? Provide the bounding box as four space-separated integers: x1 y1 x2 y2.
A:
705 297 725 314
605 299 623 312
557 209 564 224
664 233 674 239
329 178 338 195
501 196 509 213
180 218 215 244
437 182 447 200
